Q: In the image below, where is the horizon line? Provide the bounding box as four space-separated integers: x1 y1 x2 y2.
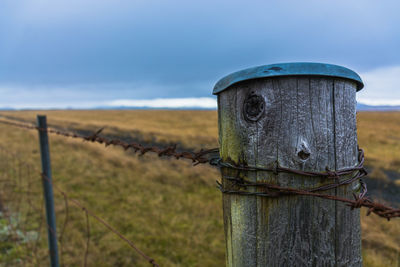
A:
1 97 400 110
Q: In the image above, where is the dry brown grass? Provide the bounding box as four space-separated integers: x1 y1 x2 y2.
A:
357 112 400 172
0 110 399 266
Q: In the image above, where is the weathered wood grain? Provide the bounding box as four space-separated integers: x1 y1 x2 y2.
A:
334 79 362 266
218 76 361 266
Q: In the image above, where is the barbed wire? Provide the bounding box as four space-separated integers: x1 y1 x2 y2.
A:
215 149 400 220
1 117 399 221
218 179 400 219
0 118 219 165
211 147 366 179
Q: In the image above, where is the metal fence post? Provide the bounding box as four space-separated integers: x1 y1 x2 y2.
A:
37 115 59 267
214 63 364 266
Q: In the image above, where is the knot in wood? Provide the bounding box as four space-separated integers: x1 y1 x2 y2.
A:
296 140 311 161
243 93 265 122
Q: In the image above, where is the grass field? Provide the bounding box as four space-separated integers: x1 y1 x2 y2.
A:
0 110 399 266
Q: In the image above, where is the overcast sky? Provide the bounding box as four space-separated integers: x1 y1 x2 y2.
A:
0 0 399 108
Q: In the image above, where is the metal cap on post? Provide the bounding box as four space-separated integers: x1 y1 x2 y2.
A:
213 62 364 94
214 62 364 266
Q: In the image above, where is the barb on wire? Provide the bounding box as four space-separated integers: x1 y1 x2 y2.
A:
0 118 219 165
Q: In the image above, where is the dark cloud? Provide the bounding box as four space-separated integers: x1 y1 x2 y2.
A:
0 0 399 107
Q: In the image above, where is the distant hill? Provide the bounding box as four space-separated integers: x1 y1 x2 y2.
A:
100 103 400 111
357 103 400 111
2 103 400 111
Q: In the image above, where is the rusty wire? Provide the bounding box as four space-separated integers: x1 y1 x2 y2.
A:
1 117 400 221
0 118 219 165
215 149 400 220
217 181 400 219
0 116 399 232
211 147 366 180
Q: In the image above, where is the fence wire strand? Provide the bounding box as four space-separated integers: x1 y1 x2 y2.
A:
84 209 90 267
0 118 219 165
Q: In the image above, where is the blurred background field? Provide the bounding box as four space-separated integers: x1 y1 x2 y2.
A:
0 110 399 266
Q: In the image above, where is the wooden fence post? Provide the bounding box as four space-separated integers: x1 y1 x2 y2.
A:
213 63 364 266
